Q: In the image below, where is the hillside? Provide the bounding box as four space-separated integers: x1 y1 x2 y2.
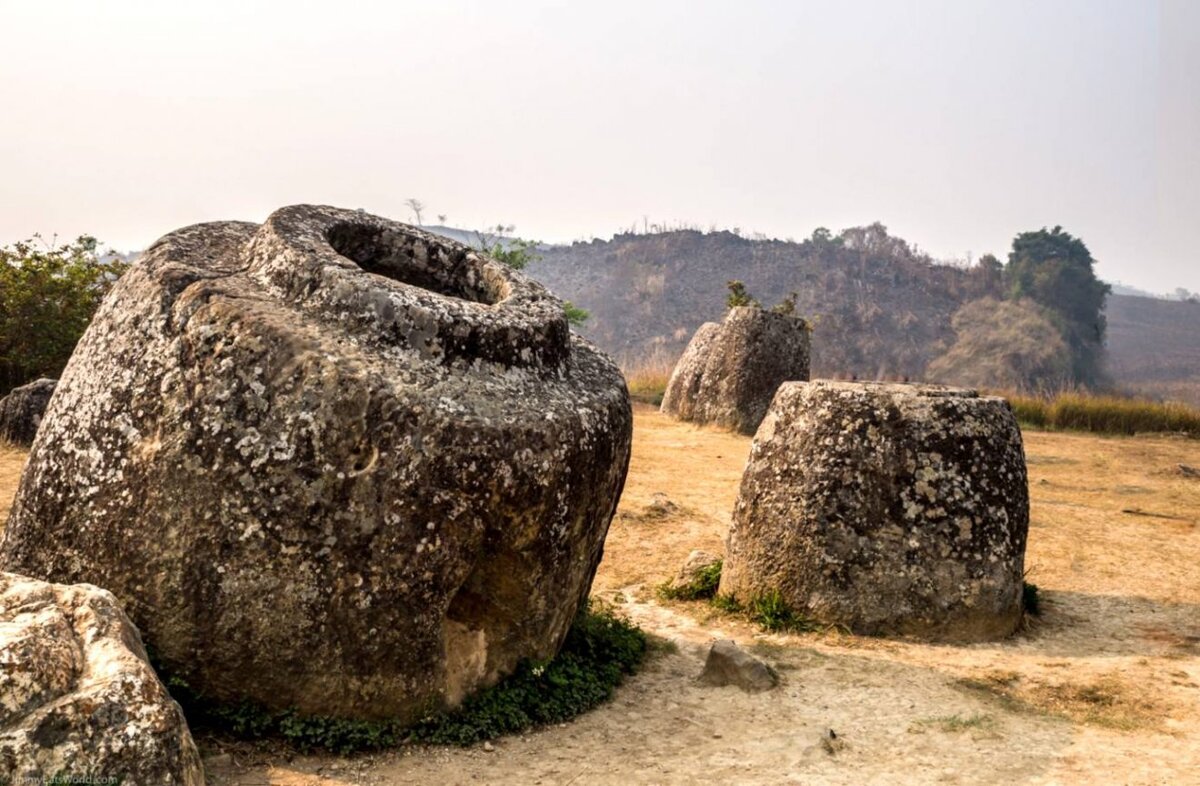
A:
1106 294 1200 406
529 227 994 380
527 230 1200 403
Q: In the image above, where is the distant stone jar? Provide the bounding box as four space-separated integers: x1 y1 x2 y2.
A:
661 307 810 434
719 381 1029 642
0 378 56 446
1 205 633 723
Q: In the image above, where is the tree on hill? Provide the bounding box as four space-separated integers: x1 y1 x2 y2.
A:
1004 226 1110 386
0 235 128 394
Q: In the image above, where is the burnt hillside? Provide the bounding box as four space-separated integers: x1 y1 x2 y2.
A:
527 229 1200 405
529 227 994 379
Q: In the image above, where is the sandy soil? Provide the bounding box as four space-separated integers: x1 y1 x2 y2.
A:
2 408 1198 785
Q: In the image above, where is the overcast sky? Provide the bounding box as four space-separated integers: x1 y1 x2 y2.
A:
2 0 1196 292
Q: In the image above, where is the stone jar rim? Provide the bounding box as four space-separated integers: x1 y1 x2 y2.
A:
243 204 569 368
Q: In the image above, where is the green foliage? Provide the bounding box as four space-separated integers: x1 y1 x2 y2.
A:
745 590 818 633
1004 226 1111 386
156 602 645 754
657 559 722 601
563 301 590 326
480 231 588 326
484 237 540 272
707 589 817 633
1023 581 1041 617
726 280 759 309
770 291 798 316
1006 391 1200 437
0 235 127 394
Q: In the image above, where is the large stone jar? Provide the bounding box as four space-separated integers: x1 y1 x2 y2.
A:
2 205 633 722
719 381 1029 642
661 307 810 435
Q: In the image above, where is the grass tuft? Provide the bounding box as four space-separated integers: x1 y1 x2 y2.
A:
706 589 819 634
657 559 722 601
155 601 646 753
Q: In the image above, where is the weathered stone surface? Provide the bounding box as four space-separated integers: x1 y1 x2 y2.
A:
659 321 720 422
719 381 1029 642
661 307 809 434
673 550 721 588
0 379 56 446
1 205 632 723
0 572 203 785
697 640 777 692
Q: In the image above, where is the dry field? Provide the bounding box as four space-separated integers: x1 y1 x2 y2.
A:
2 407 1198 785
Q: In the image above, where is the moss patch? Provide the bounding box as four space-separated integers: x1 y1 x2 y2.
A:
157 601 646 754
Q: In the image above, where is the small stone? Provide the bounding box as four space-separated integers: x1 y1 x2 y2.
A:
673 549 722 588
698 639 778 692
482 742 495 752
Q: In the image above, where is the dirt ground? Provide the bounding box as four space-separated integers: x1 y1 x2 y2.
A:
3 407 1198 785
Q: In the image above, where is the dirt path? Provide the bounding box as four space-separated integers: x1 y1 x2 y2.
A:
3 409 1198 784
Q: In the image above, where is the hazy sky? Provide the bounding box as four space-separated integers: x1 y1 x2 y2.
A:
2 0 1197 292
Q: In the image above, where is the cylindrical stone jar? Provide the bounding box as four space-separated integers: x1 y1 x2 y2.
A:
719 380 1029 641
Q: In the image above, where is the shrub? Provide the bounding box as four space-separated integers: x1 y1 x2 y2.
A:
157 601 645 753
0 236 127 394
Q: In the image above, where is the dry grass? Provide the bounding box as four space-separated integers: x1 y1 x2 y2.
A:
0 443 26 528
1004 390 1200 437
622 359 673 406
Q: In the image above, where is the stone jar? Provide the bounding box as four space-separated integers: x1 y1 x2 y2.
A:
661 307 810 435
719 381 1029 641
2 205 633 722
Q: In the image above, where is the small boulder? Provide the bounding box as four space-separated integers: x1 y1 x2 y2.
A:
697 639 778 692
0 379 56 446
661 307 809 434
0 571 203 785
674 550 722 588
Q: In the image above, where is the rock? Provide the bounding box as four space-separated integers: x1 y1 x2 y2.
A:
0 379 56 446
697 639 778 692
673 550 722 588
719 381 1029 642
643 492 678 519
0 571 203 785
1179 464 1199 479
661 307 809 434
1 205 633 723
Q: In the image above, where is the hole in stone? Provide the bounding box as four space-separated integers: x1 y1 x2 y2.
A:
327 221 498 304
